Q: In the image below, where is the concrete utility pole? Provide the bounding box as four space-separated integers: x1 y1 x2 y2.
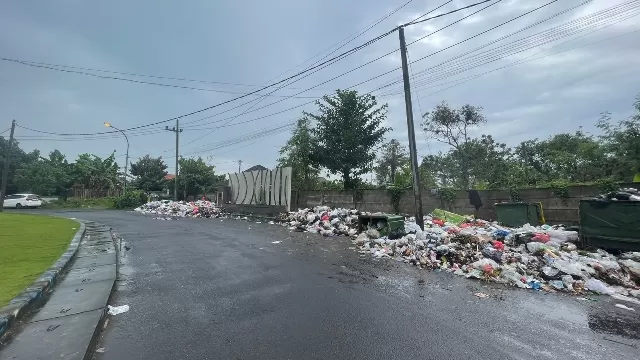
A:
237 160 243 173
0 120 17 212
104 122 129 192
399 26 425 230
165 120 183 201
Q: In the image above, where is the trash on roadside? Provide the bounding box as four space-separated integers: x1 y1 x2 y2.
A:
134 200 225 218
271 241 282 244
107 304 130 315
474 292 490 298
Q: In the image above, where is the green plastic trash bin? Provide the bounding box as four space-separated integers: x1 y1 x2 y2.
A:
357 214 404 236
495 203 542 227
579 199 640 251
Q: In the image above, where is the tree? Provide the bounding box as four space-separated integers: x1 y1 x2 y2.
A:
72 152 120 190
129 155 168 192
13 150 73 196
374 139 408 185
307 89 390 190
597 96 640 181
422 101 486 189
0 138 40 195
177 157 223 198
277 116 319 191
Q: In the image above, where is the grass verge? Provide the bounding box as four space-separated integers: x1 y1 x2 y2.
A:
0 213 79 306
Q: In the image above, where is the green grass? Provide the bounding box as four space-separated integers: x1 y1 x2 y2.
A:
0 213 79 306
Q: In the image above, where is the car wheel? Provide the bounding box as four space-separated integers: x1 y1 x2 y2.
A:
15 203 23 209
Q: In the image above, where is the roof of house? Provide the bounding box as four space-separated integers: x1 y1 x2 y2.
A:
242 165 268 173
164 174 176 180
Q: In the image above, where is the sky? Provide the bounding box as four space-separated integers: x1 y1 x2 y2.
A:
1 0 639 177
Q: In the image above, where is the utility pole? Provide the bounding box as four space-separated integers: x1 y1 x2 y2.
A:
0 120 17 212
237 160 243 173
165 120 183 201
399 26 425 230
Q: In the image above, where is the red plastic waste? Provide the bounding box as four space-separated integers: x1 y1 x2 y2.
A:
492 241 505 251
433 219 445 227
532 233 551 243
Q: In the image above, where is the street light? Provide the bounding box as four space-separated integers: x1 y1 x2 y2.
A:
104 122 130 192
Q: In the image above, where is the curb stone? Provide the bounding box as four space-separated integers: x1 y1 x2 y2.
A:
0 220 86 339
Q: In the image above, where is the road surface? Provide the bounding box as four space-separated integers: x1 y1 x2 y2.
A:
41 210 639 359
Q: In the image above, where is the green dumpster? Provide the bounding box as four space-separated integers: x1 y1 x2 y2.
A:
495 203 543 227
579 199 640 251
357 214 404 237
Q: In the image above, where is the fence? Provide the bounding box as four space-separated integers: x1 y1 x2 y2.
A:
71 187 122 199
292 183 639 225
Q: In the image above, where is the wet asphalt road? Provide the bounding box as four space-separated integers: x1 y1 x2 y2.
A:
40 210 640 359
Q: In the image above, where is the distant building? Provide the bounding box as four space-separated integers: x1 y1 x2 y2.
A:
242 165 268 173
164 174 176 181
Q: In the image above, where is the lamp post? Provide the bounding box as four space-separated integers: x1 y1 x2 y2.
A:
104 122 130 192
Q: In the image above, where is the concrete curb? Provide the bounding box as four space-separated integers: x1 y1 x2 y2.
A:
0 220 86 339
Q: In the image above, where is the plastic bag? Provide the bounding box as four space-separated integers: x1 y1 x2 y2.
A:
471 258 499 271
585 278 615 295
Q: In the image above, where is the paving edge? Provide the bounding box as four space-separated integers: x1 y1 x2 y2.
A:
0 220 86 339
83 227 118 360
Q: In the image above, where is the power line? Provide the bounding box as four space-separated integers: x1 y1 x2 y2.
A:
0 58 322 99
170 0 502 135
9 1 482 138
402 0 494 26
0 127 10 136
374 0 596 93
167 0 462 152
376 0 636 95
378 2 640 97
414 21 640 101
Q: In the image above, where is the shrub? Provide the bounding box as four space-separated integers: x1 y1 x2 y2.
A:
113 190 147 209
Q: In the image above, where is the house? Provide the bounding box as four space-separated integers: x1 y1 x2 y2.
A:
242 165 268 173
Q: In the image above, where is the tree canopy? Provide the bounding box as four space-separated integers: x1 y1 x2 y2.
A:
306 89 390 190
130 155 168 192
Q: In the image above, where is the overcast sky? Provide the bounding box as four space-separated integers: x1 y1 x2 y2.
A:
1 0 639 176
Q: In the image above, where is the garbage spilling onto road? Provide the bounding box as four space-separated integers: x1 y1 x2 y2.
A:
278 206 640 297
134 200 224 218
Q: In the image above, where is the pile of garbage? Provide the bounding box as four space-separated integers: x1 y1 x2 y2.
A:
280 207 640 298
134 200 225 218
356 218 639 297
591 187 640 202
279 206 361 237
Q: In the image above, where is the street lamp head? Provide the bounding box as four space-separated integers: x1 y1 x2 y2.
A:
104 122 112 128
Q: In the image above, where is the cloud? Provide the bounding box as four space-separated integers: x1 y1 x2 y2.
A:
1 0 639 174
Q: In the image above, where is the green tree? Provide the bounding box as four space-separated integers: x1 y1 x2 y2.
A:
597 95 640 181
13 150 73 196
307 89 390 190
0 138 40 195
513 130 608 185
422 101 486 189
374 139 408 185
129 155 168 192
277 116 319 191
72 152 120 190
177 157 223 198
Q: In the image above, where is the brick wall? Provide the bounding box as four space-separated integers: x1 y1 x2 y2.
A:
292 183 638 225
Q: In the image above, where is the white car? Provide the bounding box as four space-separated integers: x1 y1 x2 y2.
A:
3 194 43 209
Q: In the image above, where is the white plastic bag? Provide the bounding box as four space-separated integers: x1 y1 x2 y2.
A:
585 278 615 295
107 305 130 315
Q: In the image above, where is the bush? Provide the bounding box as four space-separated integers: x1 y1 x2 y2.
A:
112 190 147 209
